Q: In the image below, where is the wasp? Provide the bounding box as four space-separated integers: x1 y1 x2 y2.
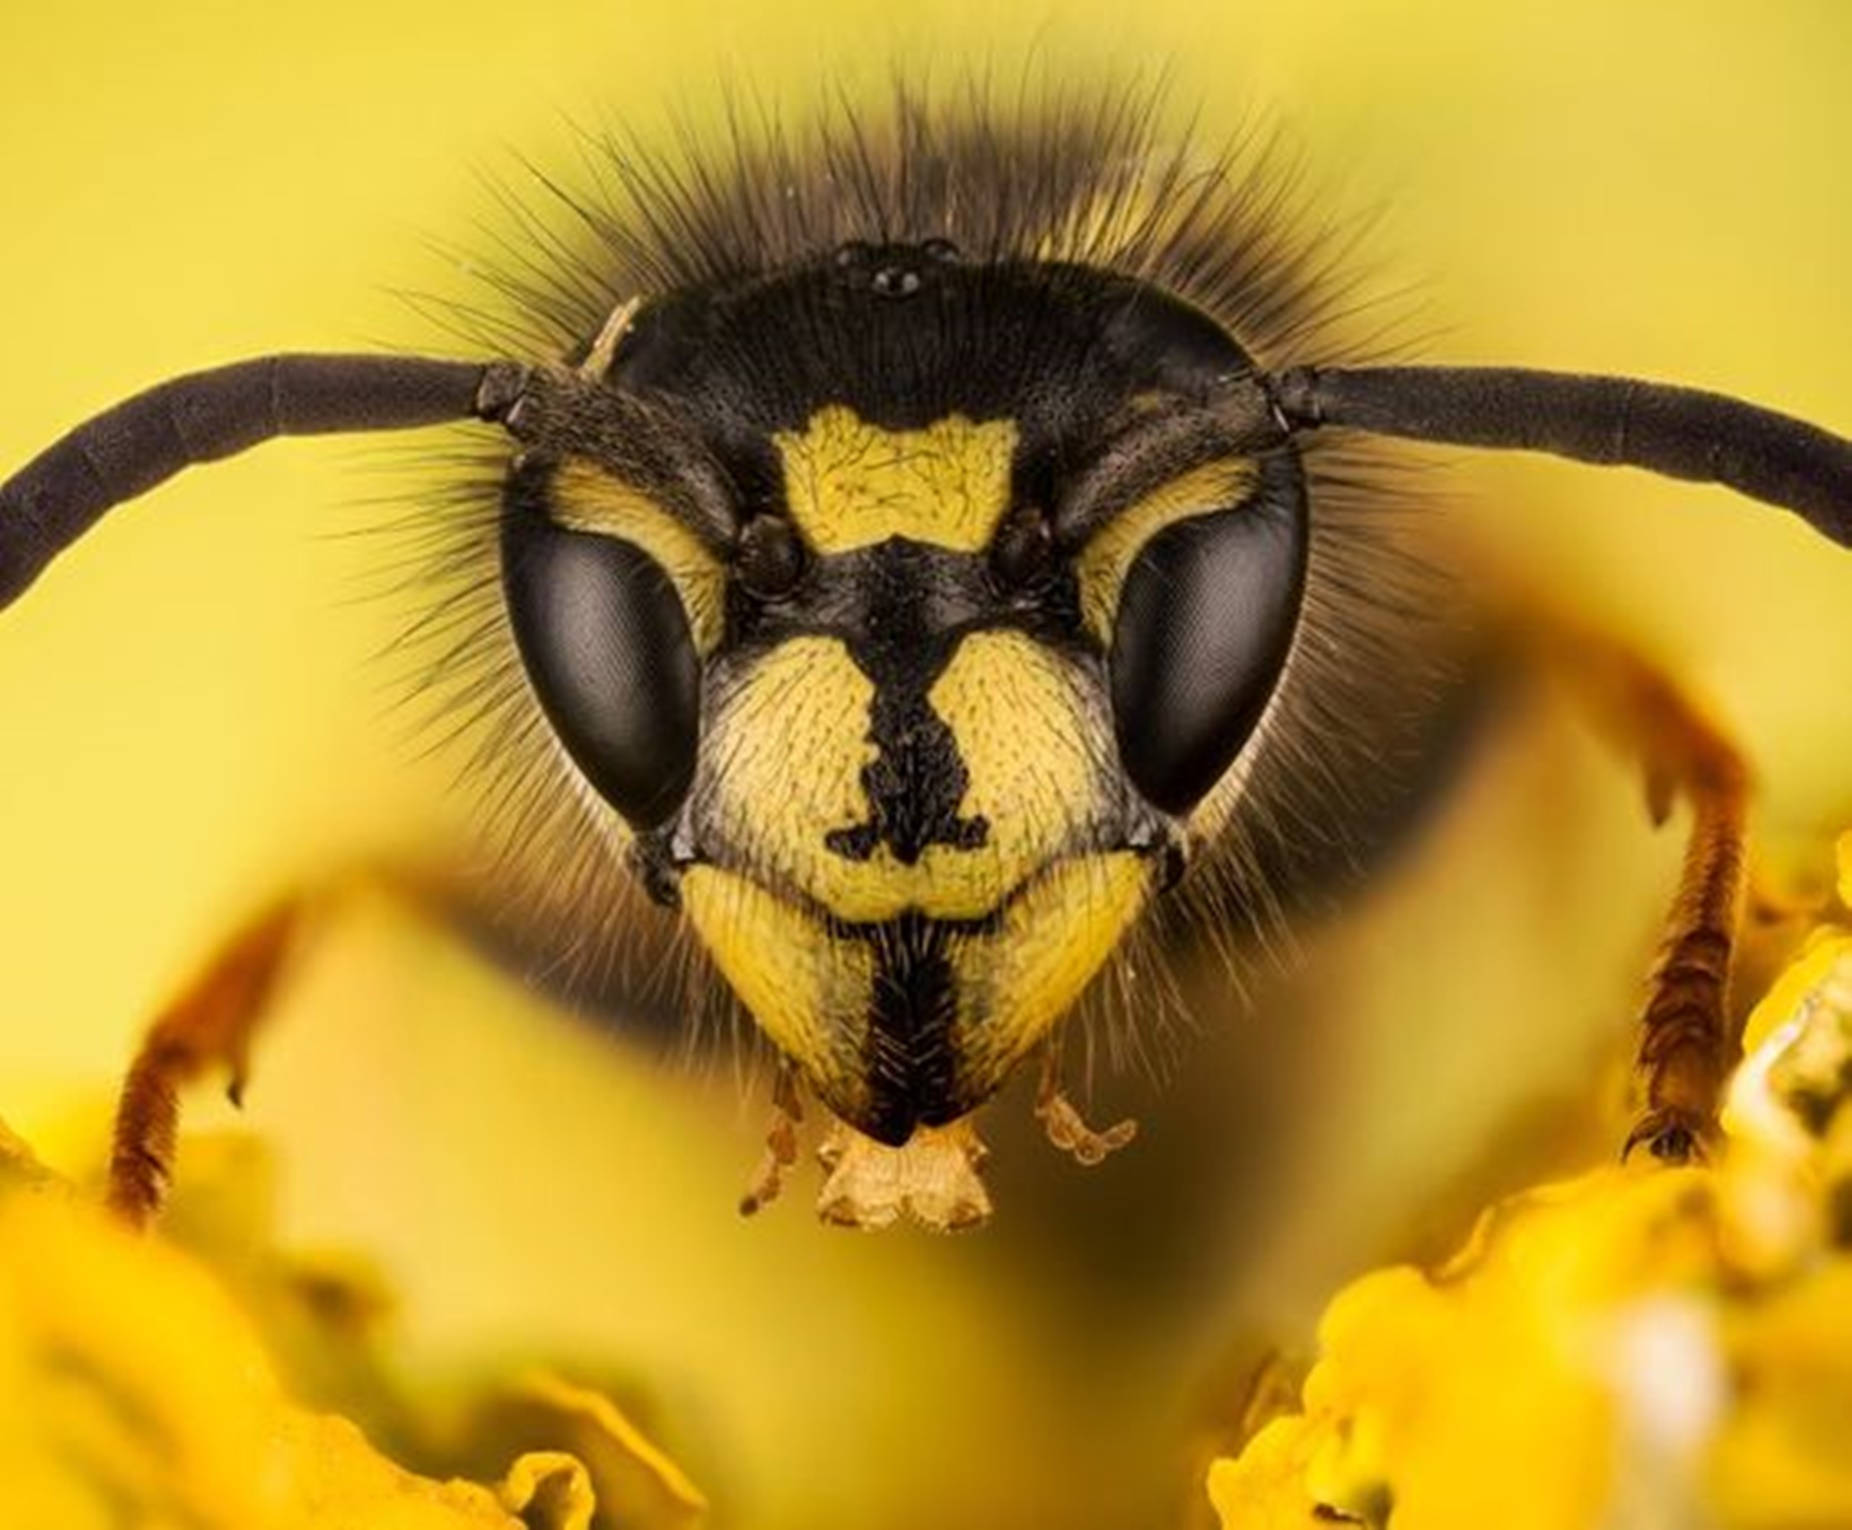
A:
3 85 1847 1233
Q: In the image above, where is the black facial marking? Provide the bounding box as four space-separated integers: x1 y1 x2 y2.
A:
860 913 961 1145
702 531 1093 887
822 675 991 865
812 540 992 866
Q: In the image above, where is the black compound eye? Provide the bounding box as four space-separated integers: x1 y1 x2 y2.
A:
502 512 700 831
1108 464 1308 817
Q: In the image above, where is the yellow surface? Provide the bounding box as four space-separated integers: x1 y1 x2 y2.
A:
924 630 1104 907
0 1124 703 1530
1210 910 1852 1530
775 407 1018 553
1 5 1849 1530
697 628 1116 924
948 851 1153 1094
681 861 876 1089
690 633 886 912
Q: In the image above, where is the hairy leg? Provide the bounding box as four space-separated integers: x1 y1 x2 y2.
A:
1546 625 1751 1160
108 895 313 1226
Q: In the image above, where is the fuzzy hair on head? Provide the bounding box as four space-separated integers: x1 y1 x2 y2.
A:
384 72 1457 1087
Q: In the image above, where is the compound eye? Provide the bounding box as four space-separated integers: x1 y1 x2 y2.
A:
1104 463 1308 816
502 512 700 831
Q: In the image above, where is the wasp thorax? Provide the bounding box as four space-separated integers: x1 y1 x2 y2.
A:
500 254 1309 1143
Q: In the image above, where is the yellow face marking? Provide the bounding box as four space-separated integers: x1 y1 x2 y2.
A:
699 632 1110 923
922 630 1100 890
1075 457 1259 644
774 406 1018 554
549 459 727 653
948 852 1151 1093
679 864 874 1094
698 634 883 905
684 848 1150 1132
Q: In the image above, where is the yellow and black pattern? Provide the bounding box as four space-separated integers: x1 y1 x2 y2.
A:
776 406 1018 556
399 81 1436 1146
549 282 1300 1138
548 459 728 654
680 586 1146 1133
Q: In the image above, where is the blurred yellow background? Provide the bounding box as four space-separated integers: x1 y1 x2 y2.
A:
1 3 1849 1527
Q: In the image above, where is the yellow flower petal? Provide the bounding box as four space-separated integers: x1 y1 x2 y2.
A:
496 1450 597 1530
1210 897 1852 1530
495 1373 709 1528
0 1125 701 1529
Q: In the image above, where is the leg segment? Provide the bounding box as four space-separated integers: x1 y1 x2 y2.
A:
1551 630 1751 1160
738 1060 804 1217
108 896 310 1227
1035 1034 1138 1167
1624 724 1749 1161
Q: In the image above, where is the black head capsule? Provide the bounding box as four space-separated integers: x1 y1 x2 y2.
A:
833 239 956 301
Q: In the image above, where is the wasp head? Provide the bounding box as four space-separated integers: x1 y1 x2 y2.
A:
500 243 1308 1143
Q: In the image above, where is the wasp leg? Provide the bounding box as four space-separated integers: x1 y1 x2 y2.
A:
1035 1036 1137 1168
1550 633 1751 1163
738 1060 805 1217
1623 730 1748 1164
108 895 312 1227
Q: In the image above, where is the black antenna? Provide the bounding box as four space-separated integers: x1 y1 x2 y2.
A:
4 353 1848 617
1272 365 1852 548
0 354 527 609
